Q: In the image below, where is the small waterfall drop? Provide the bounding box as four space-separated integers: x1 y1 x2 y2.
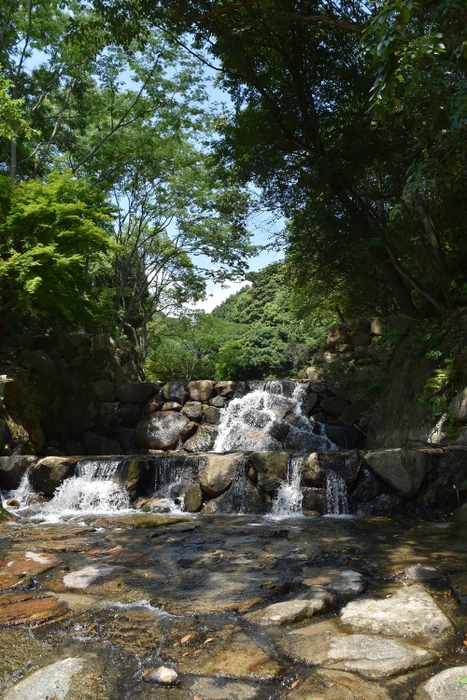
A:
213 381 336 453
325 470 349 515
38 459 130 522
269 455 304 519
2 468 34 509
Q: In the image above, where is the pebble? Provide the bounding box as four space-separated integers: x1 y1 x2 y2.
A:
142 665 179 686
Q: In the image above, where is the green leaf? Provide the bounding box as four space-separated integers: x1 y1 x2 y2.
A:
459 676 467 684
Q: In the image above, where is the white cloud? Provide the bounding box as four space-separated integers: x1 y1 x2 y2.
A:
189 280 251 313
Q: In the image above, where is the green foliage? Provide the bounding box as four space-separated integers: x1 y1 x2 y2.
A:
0 69 35 140
0 170 115 331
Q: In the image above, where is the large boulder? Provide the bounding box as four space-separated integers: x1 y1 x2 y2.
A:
187 380 214 402
183 424 218 452
116 382 157 404
200 453 245 498
0 455 37 490
134 412 189 450
161 382 188 404
184 482 203 512
248 452 289 494
364 448 431 499
30 456 79 496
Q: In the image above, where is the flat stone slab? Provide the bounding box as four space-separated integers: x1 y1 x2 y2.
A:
302 567 366 597
340 584 454 638
416 666 467 699
0 591 68 627
244 589 336 625
63 565 115 589
278 621 435 678
405 565 441 581
287 669 393 700
3 658 84 700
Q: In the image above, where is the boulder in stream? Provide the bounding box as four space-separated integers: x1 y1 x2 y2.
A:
134 411 189 450
30 456 78 496
364 448 431 499
200 453 245 498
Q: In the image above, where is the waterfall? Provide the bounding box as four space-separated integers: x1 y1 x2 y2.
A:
148 456 195 514
213 381 336 453
3 468 33 509
325 470 349 515
269 455 304 519
37 459 130 522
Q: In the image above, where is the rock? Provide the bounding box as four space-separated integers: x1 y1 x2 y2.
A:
92 379 116 401
350 331 371 346
405 565 441 581
302 486 326 513
214 380 238 397
190 678 259 700
118 403 143 425
0 417 7 446
145 395 164 413
454 503 467 522
302 392 319 414
244 589 336 625
417 665 467 699
200 453 245 498
364 448 431 499
162 401 182 412
319 396 348 418
63 565 114 589
161 382 187 404
248 451 289 493
182 401 203 421
116 382 157 403
134 412 189 450
30 456 77 496
184 482 203 512
183 424 218 452
142 666 179 686
326 324 350 349
188 380 214 402
203 405 222 424
289 669 392 700
302 568 366 598
340 584 454 638
449 572 467 605
3 657 84 700
449 387 467 422
301 452 322 485
0 455 37 490
81 431 121 456
351 465 381 501
0 591 68 627
319 451 362 487
210 395 226 407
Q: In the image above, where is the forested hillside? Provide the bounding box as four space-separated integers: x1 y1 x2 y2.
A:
1 0 467 381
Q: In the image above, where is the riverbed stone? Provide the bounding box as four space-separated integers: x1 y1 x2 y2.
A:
200 453 244 497
449 572 467 605
183 423 218 452
0 551 62 579
0 455 37 490
63 564 115 589
190 677 259 700
143 666 179 686
188 380 214 402
244 589 336 625
134 411 189 450
302 568 366 598
3 657 84 700
405 565 441 581
286 669 393 700
30 456 78 496
340 584 454 638
364 448 431 499
416 665 467 699
0 591 68 626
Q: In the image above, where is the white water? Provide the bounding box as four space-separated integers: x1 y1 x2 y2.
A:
213 381 335 453
325 470 349 515
3 468 34 507
269 455 304 519
27 459 131 523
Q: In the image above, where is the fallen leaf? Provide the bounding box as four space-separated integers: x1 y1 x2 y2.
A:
143 572 149 578
182 651 190 657
384 593 392 598
203 638 214 644
463 640 467 646
396 570 404 575
402 581 412 586
291 679 300 689
248 657 270 672
193 649 202 655
444 590 452 597
181 634 193 644
86 624 95 633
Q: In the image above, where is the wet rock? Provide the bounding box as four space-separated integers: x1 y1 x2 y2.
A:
0 455 37 490
190 677 259 700
143 665 179 686
248 451 289 493
184 482 203 512
288 669 392 700
0 551 62 580
188 380 214 402
302 568 366 598
302 392 319 414
134 411 189 450
320 451 363 487
0 591 68 626
200 453 245 498
364 448 431 499
449 572 467 605
116 382 157 403
244 589 336 625
63 565 114 589
182 401 203 421
161 382 188 404
30 456 78 496
301 452 322 485
416 665 467 699
405 565 441 581
351 465 381 501
183 423 218 452
340 584 454 638
302 486 327 513
203 405 222 425
3 657 84 700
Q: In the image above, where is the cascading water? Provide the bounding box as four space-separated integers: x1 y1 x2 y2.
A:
213 381 336 453
24 459 131 523
325 470 349 515
269 455 304 519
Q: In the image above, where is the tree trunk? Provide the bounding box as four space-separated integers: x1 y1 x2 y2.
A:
369 246 422 318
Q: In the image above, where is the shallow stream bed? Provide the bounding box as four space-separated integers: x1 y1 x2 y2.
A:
0 514 467 699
